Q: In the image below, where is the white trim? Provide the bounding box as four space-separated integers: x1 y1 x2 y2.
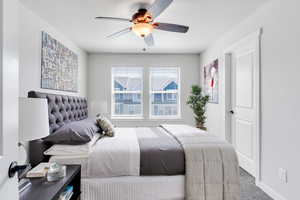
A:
150 90 178 94
256 181 287 200
0 0 2 157
224 29 262 53
256 28 263 183
111 67 144 118
111 116 144 120
224 53 232 142
223 28 263 181
113 91 142 94
149 116 182 120
149 67 181 119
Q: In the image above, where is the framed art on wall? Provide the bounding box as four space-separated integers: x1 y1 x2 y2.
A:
203 59 219 104
41 31 78 92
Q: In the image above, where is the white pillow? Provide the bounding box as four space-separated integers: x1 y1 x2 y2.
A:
44 134 101 156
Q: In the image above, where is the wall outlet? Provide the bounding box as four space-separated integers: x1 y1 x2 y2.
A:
278 168 288 183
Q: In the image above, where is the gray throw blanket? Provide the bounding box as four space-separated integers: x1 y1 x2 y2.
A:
161 124 240 200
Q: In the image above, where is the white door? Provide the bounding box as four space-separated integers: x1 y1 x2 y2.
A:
0 0 19 199
226 31 261 177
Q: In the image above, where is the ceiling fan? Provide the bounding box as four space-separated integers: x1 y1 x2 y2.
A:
95 0 189 47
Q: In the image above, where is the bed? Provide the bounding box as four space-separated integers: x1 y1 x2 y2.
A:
28 91 240 200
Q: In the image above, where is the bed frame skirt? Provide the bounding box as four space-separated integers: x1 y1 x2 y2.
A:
81 176 185 200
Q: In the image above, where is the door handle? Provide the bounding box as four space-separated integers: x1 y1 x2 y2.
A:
230 110 235 114
8 161 28 178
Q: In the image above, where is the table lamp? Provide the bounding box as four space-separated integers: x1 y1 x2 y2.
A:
19 97 49 163
16 97 49 190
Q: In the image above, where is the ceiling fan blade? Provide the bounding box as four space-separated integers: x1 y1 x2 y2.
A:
154 23 189 33
95 17 131 22
148 0 173 19
144 34 154 46
107 27 132 38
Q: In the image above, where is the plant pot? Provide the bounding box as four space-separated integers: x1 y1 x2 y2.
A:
199 127 207 131
196 124 207 131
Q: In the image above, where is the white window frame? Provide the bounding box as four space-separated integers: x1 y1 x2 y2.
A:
111 67 143 119
149 67 181 119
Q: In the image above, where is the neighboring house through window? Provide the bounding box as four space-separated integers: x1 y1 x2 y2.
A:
111 67 143 118
150 67 180 119
111 67 180 119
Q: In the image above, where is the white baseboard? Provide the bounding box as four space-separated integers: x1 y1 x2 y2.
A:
256 181 287 200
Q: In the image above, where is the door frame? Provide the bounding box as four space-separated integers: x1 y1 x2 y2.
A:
0 0 19 198
223 28 262 183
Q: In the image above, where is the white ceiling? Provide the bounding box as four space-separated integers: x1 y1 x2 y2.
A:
20 0 268 53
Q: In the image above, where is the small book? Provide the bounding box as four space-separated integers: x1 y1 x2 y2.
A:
58 186 74 200
26 162 50 178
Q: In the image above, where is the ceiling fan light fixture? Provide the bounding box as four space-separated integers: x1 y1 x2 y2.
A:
132 23 153 37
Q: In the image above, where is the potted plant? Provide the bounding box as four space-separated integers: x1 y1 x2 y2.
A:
187 85 209 130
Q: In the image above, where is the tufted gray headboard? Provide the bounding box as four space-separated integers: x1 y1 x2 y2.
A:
28 91 88 134
27 91 89 166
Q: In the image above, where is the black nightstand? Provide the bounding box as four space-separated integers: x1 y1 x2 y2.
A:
19 165 81 200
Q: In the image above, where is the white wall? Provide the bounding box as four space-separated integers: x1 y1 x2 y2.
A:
19 4 87 97
18 4 88 163
200 0 300 199
88 53 200 127
0 0 19 199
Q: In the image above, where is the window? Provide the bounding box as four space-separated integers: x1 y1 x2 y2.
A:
111 67 143 118
150 67 180 118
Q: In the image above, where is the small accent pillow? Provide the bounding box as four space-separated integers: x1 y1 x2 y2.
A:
96 116 115 137
44 118 100 145
44 134 101 156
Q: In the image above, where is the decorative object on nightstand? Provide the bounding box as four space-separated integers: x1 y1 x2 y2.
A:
47 163 67 182
19 165 81 200
186 85 210 131
90 101 108 117
26 162 67 180
18 97 50 191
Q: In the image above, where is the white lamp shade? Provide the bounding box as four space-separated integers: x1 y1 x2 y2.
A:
91 101 108 114
19 97 49 142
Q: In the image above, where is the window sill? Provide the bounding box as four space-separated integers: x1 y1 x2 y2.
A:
111 116 145 120
149 116 182 120
110 116 183 121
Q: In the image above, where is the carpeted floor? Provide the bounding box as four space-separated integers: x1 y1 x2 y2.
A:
240 168 273 200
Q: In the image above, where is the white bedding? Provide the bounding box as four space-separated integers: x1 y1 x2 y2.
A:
87 127 140 178
50 153 185 200
49 155 89 177
50 155 185 200
161 124 240 200
44 134 101 156
50 128 140 178
81 175 185 200
50 156 185 200
49 125 240 200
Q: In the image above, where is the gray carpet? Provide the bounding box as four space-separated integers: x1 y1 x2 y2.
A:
240 168 273 200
